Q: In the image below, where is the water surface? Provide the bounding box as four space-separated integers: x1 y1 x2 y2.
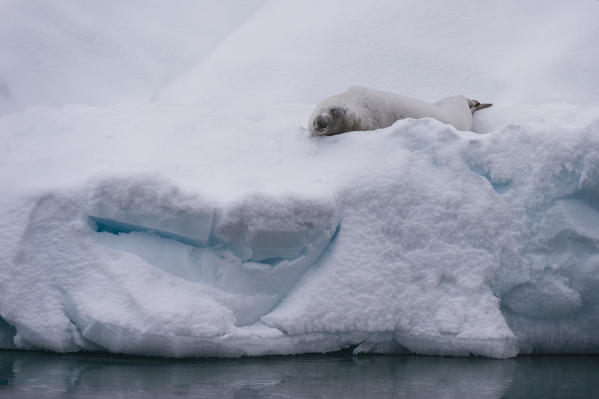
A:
1 350 597 398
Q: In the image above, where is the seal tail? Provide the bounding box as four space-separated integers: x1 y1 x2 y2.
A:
468 99 493 113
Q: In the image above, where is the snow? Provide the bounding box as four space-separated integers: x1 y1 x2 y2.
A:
0 0 265 115
1 0 598 358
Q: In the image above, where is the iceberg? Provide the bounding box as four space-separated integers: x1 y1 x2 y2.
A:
1 0 599 358
2 111 599 358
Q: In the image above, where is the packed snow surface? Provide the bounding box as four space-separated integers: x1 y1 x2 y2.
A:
1 0 599 358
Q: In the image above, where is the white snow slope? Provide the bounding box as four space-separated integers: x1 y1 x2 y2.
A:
1 0 599 358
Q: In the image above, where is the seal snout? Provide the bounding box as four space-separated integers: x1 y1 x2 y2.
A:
316 115 329 129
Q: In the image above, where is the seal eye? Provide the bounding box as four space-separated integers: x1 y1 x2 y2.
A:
316 116 328 129
330 108 341 119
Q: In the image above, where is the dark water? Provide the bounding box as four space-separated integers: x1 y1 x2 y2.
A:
1 350 598 398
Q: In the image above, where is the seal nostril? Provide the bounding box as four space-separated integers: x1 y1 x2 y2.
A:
317 116 328 129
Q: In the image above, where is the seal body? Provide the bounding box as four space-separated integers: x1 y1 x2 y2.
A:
309 86 490 136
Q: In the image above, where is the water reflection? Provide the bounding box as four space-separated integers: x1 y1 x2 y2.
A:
0 350 597 398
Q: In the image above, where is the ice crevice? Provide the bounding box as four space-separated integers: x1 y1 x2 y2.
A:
87 179 339 297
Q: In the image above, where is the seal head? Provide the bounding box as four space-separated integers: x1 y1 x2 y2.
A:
310 107 353 136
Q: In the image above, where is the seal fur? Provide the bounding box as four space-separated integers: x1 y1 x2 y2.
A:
309 86 491 136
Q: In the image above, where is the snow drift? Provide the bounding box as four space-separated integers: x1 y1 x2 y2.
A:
1 0 599 358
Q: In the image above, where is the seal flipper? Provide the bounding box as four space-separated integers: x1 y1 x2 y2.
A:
468 99 493 113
